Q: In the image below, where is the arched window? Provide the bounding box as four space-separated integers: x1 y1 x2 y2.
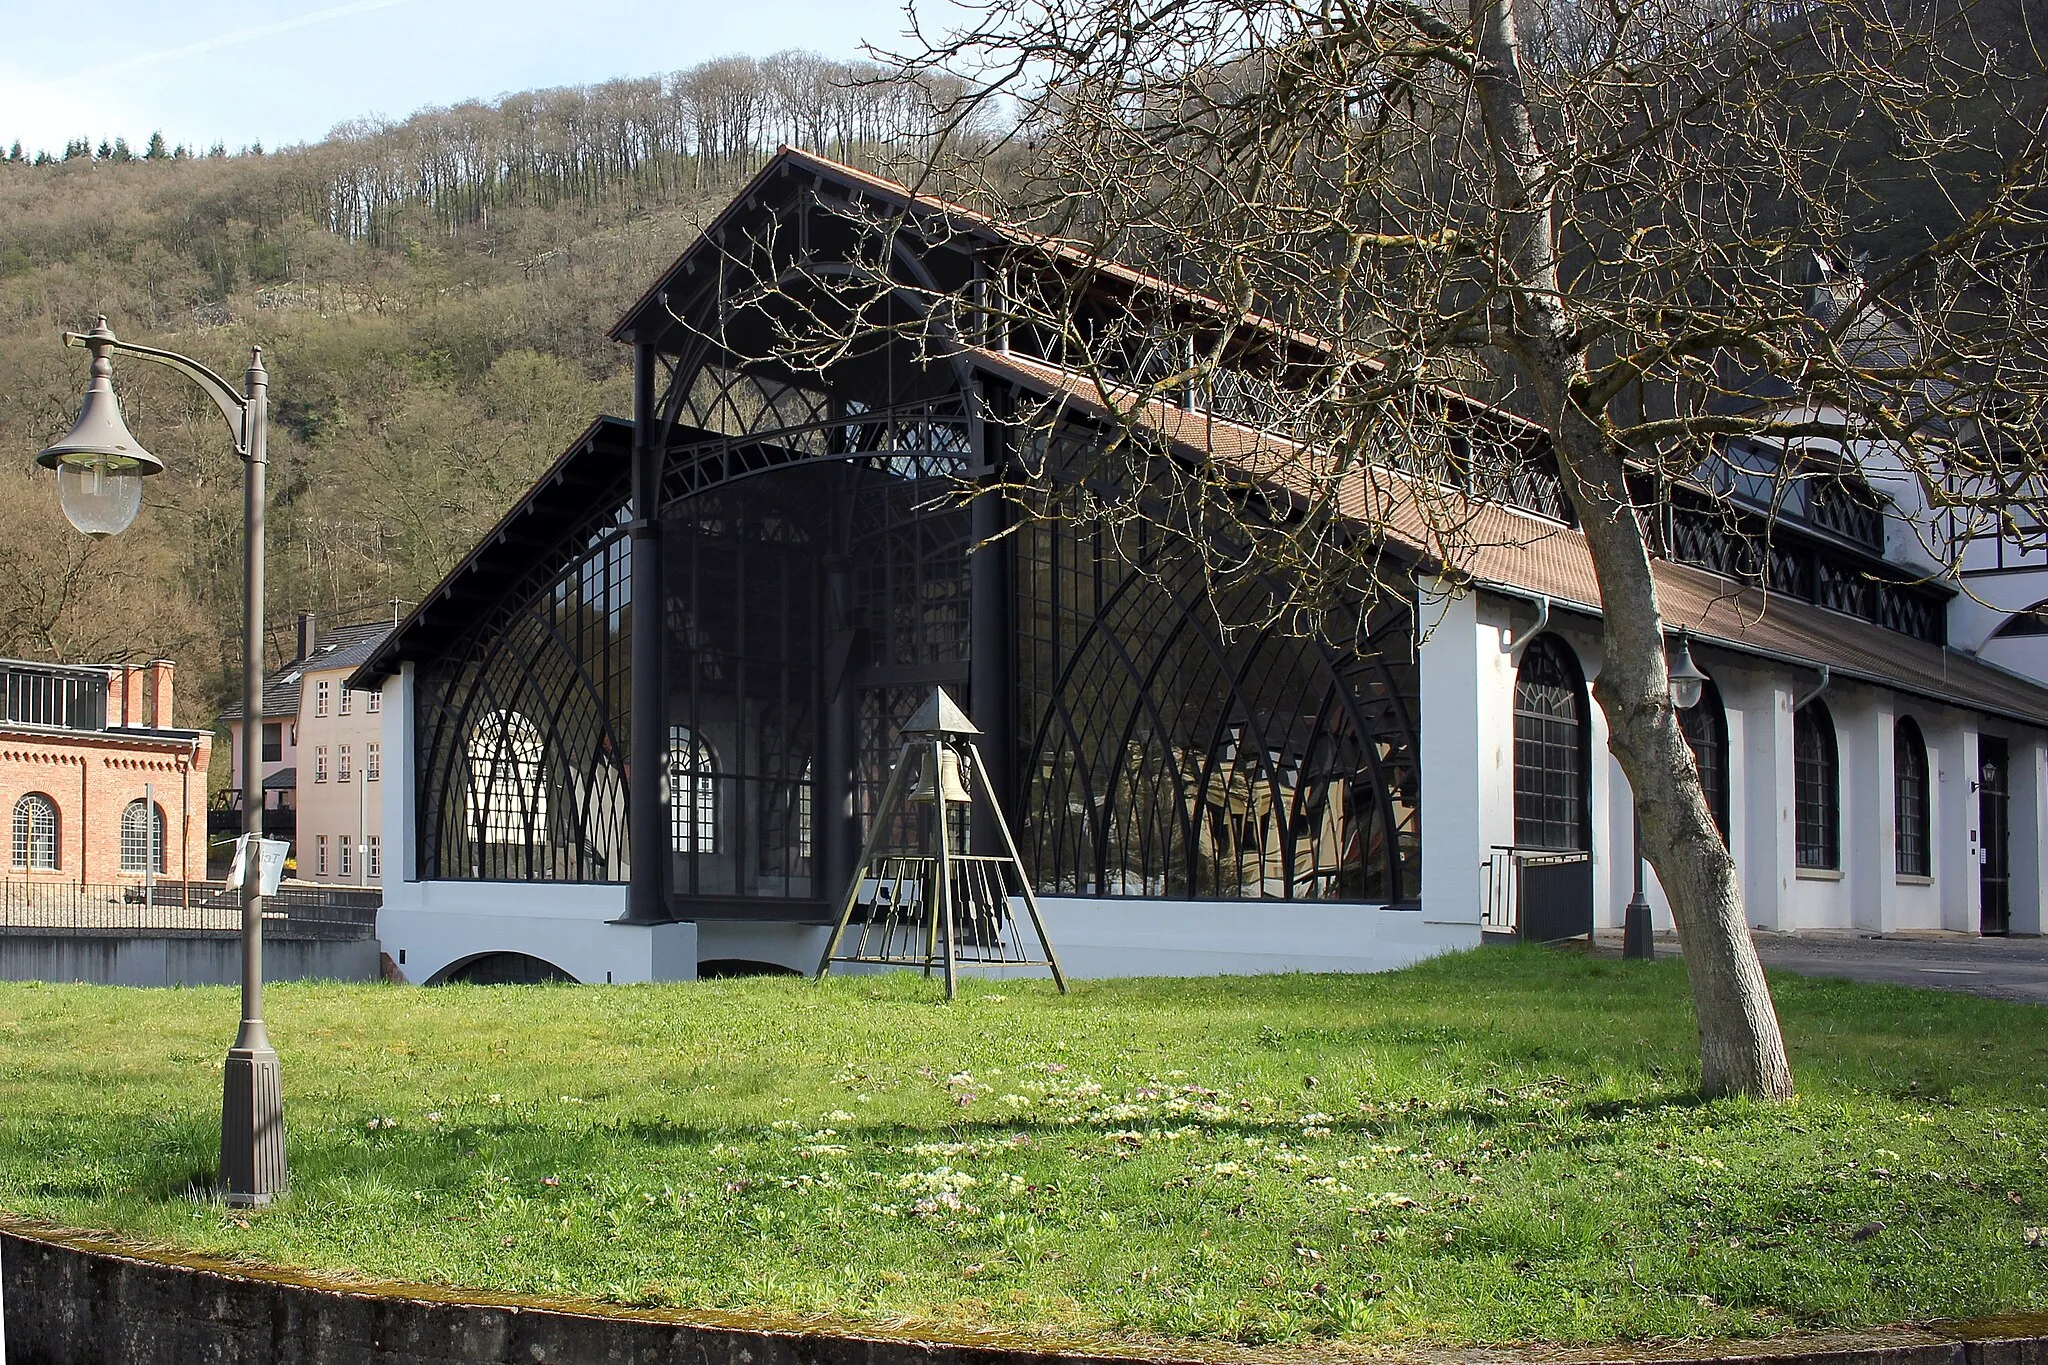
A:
12 794 58 870
1895 716 1930 876
1514 635 1589 851
1991 599 2048 638
1679 678 1730 838
669 725 719 853
469 711 546 845
1794 701 1839 870
119 798 166 874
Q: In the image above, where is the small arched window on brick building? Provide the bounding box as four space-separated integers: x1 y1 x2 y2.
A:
120 798 167 874
12 793 58 870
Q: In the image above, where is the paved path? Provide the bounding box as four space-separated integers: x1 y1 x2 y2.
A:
1595 929 2048 1004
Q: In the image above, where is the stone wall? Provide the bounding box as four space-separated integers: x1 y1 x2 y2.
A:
0 933 378 986
6 1222 2048 1365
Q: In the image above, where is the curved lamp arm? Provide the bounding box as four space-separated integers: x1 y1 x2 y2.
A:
64 328 250 453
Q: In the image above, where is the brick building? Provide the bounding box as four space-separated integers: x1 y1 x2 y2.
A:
0 658 211 886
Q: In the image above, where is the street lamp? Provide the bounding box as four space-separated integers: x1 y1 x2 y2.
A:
37 316 284 1206
1624 632 1711 961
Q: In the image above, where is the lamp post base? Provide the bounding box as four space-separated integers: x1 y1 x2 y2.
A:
1622 894 1656 961
221 1046 286 1207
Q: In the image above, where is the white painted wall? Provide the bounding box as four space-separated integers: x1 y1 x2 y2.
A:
1418 583 1486 931
1464 588 2042 937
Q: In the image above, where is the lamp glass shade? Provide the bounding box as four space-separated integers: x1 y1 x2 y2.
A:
54 456 144 538
1667 635 1708 710
37 350 162 538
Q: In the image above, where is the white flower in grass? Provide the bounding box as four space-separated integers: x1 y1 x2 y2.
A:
824 1110 855 1122
1302 1126 1334 1140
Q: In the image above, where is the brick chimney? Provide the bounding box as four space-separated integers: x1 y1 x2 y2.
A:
110 664 138 727
146 659 174 728
297 611 317 663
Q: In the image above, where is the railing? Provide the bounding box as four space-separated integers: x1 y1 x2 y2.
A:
207 789 296 840
1482 848 1519 933
0 880 378 939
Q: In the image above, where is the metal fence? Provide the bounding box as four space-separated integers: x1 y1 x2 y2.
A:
1482 847 1596 942
0 880 379 939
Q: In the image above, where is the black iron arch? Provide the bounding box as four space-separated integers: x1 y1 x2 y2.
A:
1018 508 1420 902
431 952 578 986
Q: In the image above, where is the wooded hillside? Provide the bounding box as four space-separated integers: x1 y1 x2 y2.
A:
0 51 963 766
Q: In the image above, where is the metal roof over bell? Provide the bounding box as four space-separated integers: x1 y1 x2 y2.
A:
901 685 980 736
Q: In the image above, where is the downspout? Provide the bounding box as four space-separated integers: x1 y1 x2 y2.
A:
1503 593 1551 654
1793 665 1831 712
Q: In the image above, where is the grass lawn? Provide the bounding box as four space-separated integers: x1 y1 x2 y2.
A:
0 948 2044 1351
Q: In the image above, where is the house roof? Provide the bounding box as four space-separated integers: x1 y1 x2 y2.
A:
350 417 635 690
972 347 2048 730
610 148 1556 439
219 620 396 723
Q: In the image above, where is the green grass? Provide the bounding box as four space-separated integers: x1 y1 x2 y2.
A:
1 949 2045 1350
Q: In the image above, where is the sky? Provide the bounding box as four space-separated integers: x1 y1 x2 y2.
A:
0 0 923 158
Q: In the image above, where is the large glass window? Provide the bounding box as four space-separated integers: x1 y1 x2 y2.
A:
662 473 830 903
1679 678 1730 837
119 798 166 874
416 509 631 882
669 726 719 854
1794 701 1840 869
12 793 57 870
1514 636 1588 851
1895 716 1930 876
469 711 547 845
1016 504 1419 902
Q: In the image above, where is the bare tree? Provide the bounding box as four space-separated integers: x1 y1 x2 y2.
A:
766 0 2047 1097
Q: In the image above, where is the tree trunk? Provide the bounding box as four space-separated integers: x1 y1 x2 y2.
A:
1470 0 1794 1099
1551 406 1796 1101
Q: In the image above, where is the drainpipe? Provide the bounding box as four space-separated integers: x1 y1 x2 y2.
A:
1793 664 1831 712
1503 594 1551 654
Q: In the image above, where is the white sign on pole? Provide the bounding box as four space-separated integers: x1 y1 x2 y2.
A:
225 835 292 895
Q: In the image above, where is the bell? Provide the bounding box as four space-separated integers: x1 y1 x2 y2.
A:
910 745 973 804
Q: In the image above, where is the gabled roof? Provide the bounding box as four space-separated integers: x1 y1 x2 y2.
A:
301 622 394 677
219 620 397 723
349 417 634 690
612 146 1339 370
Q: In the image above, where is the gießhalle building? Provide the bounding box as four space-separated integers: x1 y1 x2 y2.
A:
352 150 2048 985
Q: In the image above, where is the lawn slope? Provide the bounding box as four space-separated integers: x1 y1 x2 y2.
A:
0 949 2042 1349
